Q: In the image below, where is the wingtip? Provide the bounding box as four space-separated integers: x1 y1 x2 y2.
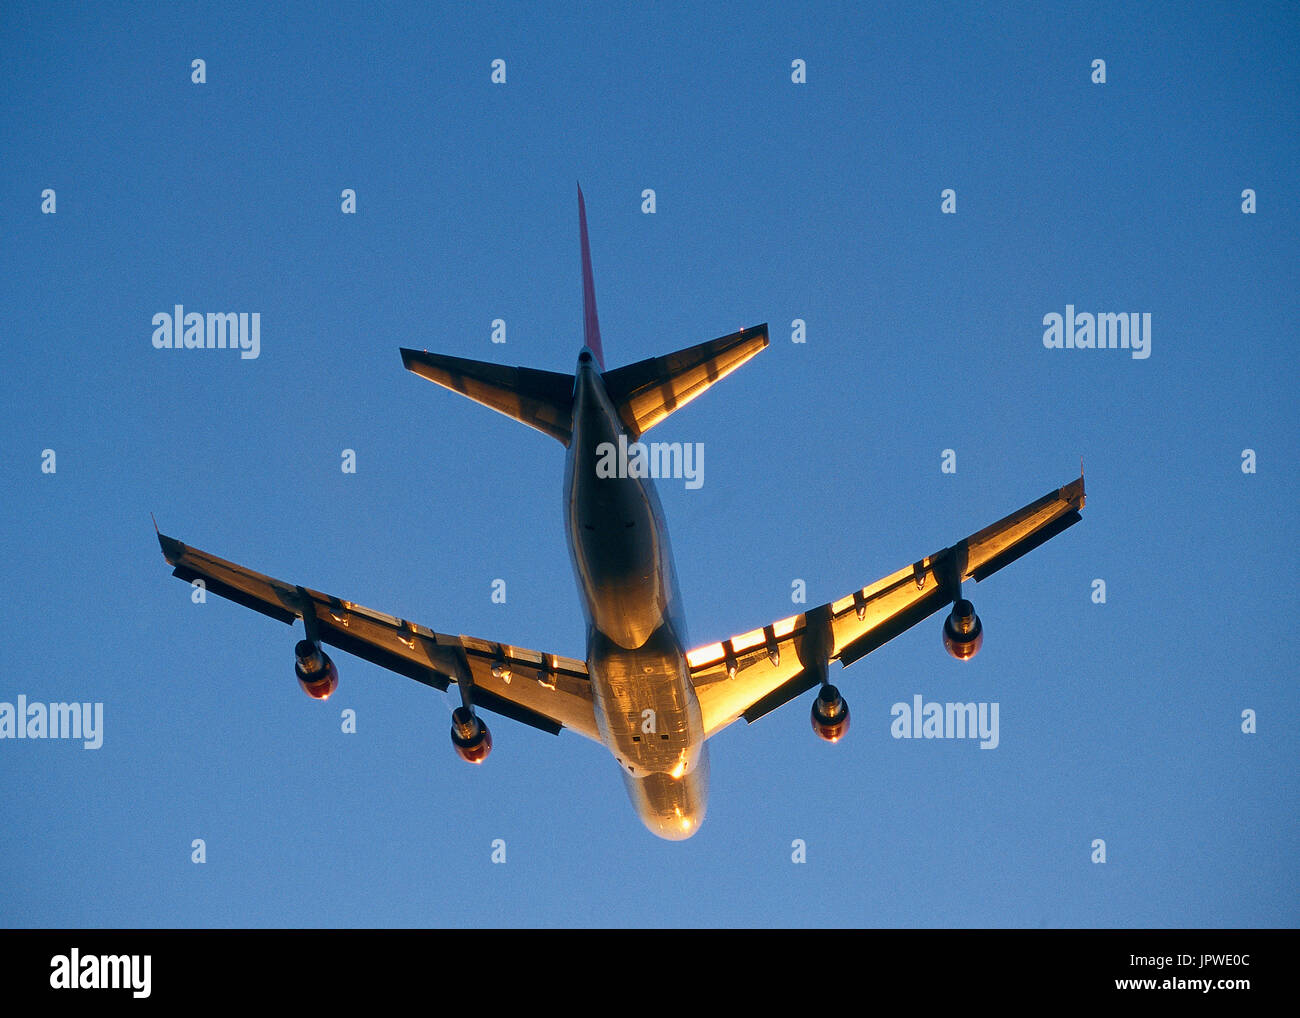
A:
1063 468 1086 510
399 347 428 371
156 529 186 563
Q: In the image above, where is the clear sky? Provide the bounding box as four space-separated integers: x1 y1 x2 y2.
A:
1 1 1296 928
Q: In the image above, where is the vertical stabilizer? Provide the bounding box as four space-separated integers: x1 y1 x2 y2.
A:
577 184 606 369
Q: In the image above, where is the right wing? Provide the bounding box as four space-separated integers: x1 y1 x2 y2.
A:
688 475 1086 738
158 532 601 742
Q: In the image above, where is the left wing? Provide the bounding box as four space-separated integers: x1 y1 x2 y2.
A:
157 533 601 741
689 475 1086 738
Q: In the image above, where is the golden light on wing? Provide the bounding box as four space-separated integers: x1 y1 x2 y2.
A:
686 642 724 669
772 615 798 639
689 475 1085 739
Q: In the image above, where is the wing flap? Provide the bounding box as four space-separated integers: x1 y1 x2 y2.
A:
971 509 1082 582
836 585 952 668
170 564 297 624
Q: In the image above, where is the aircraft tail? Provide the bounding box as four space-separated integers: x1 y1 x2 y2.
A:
575 184 767 436
577 184 606 370
399 348 575 445
400 186 766 445
602 323 768 438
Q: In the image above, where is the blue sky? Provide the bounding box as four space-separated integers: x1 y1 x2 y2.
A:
1 1 1296 927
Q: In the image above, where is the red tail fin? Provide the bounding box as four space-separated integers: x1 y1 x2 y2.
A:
577 184 606 369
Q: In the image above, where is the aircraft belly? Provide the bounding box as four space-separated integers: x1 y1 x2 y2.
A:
590 627 703 776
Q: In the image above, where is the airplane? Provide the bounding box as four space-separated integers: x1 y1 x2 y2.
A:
157 185 1085 840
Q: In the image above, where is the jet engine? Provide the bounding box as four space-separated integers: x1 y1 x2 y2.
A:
942 599 983 660
810 684 850 742
294 639 339 699
451 705 493 764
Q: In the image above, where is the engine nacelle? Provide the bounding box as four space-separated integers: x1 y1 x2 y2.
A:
942 599 983 660
810 684 850 743
451 705 492 764
294 639 339 700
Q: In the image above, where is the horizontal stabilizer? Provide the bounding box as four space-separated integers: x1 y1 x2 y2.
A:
400 349 575 444
601 324 768 437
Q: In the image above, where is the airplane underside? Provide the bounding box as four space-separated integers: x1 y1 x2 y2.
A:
156 185 1084 842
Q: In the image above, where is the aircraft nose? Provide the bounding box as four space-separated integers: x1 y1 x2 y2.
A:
622 755 709 840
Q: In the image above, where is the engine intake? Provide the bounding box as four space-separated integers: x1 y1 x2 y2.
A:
451 705 493 764
294 639 339 700
810 684 850 742
942 599 983 660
